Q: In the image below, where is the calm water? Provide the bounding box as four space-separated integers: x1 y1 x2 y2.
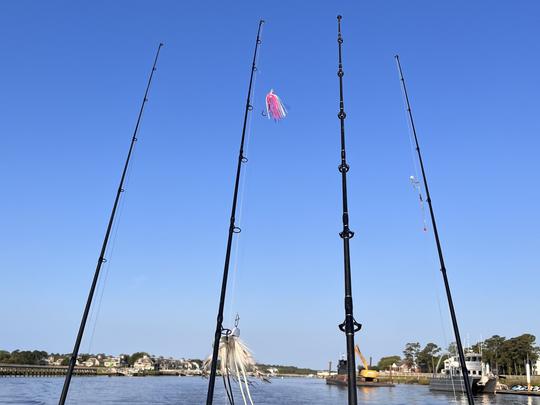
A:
1 377 539 404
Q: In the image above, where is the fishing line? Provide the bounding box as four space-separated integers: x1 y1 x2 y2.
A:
227 22 264 327
396 59 456 398
85 98 150 353
86 145 138 354
398 67 458 401
397 69 421 181
84 54 158 354
429 240 459 401
396 65 428 233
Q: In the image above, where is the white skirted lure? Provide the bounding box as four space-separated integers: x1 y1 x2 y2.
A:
265 89 287 121
204 326 265 405
410 175 428 232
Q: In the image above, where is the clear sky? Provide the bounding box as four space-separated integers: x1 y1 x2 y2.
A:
0 1 538 370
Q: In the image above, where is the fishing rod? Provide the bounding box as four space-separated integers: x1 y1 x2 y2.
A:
206 20 264 405
58 43 163 405
395 54 475 405
336 15 361 405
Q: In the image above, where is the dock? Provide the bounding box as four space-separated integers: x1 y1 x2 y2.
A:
0 363 97 377
497 390 540 397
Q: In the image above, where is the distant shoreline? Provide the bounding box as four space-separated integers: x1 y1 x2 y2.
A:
0 363 317 379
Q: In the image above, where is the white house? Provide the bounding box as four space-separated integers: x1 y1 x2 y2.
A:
103 357 121 368
133 355 155 371
83 357 100 367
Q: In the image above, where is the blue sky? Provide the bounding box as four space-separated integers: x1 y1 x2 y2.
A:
0 1 538 370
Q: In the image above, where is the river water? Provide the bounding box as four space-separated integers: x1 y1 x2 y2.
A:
1 377 539 404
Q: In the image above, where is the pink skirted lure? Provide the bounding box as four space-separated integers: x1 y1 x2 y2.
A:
265 89 287 121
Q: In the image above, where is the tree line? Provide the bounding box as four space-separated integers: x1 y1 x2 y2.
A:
376 342 443 373
376 334 539 375
0 350 49 366
256 363 319 375
0 350 188 367
0 350 315 375
471 334 539 375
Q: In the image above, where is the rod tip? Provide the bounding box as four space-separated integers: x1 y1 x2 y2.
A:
394 54 399 59
259 19 265 24
159 42 164 47
337 15 342 20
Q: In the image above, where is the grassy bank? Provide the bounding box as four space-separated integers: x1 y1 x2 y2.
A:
377 375 540 387
378 375 430 385
499 376 540 387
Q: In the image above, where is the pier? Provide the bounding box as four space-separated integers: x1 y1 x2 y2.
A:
0 363 97 377
497 390 540 397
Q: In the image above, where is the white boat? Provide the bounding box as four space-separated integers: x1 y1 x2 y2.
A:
429 352 497 394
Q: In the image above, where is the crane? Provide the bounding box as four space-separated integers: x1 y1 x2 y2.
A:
355 344 379 381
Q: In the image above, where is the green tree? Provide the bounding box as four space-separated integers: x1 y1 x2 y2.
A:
79 354 91 362
469 334 539 375
128 352 149 366
7 350 48 365
447 342 457 356
0 350 10 362
480 335 506 374
377 356 401 371
403 342 421 369
501 334 538 375
417 343 441 373
119 354 130 366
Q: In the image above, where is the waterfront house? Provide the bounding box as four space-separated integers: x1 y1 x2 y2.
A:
103 357 120 368
187 361 201 370
397 362 419 373
43 355 67 366
267 367 279 376
133 355 156 371
157 357 179 371
83 357 100 367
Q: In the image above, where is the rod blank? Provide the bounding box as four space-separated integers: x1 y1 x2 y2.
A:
58 43 163 405
336 15 360 405
205 20 264 405
395 54 475 405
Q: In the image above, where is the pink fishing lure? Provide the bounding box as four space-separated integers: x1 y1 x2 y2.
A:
265 89 287 121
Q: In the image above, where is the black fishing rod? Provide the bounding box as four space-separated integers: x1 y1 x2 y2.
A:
206 20 264 405
336 15 361 405
58 43 163 405
395 54 475 405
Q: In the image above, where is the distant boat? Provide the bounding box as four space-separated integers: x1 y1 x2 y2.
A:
429 352 496 394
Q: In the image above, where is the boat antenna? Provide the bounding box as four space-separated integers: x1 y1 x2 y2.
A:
394 54 475 405
205 19 264 405
58 42 163 405
336 15 361 405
